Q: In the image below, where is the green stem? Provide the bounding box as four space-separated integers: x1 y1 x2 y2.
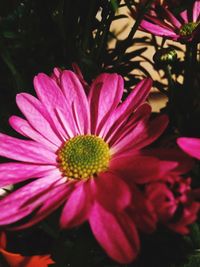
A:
165 65 174 92
165 64 175 119
184 43 197 90
180 42 198 134
184 43 197 109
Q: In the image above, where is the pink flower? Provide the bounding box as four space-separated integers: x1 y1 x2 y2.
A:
0 68 174 263
178 137 200 160
139 0 200 43
144 149 199 234
146 175 199 234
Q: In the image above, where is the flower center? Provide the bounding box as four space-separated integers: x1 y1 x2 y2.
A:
179 22 199 36
58 135 110 179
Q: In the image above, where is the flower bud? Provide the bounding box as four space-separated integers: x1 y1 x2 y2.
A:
153 48 177 65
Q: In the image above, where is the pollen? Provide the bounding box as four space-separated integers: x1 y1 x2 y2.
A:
57 135 110 179
179 22 199 36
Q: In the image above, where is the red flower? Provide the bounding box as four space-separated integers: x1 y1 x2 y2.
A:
0 232 54 267
146 175 199 234
138 147 199 234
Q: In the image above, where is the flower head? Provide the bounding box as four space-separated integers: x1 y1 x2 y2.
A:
144 148 199 234
0 68 174 263
139 0 200 43
146 175 199 234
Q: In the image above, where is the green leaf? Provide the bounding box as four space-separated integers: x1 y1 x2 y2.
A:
190 223 200 248
183 253 200 267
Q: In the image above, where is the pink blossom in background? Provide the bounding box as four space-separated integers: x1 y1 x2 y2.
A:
139 0 200 43
0 68 185 263
146 175 199 234
178 137 200 160
138 148 199 234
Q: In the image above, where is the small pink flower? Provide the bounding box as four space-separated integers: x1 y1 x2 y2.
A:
139 0 200 43
0 68 175 263
144 148 199 234
178 137 200 159
146 175 199 234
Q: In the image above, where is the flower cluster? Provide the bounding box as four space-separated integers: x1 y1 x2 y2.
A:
0 1 200 266
0 68 199 264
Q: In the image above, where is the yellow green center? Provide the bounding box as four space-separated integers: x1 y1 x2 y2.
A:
179 22 199 36
58 135 110 179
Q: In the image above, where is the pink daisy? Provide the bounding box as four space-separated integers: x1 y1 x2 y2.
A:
139 0 200 43
0 68 174 263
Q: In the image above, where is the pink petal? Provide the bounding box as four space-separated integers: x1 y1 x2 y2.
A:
12 181 73 230
110 154 177 183
89 203 140 264
143 148 194 174
193 0 200 22
51 67 62 84
9 115 58 152
72 64 90 94
107 103 151 146
0 169 62 226
112 114 168 154
0 133 57 164
60 180 93 229
88 73 124 135
0 162 55 187
54 108 74 138
168 202 199 234
34 73 77 137
16 93 62 146
164 8 182 28
180 10 188 23
61 70 90 134
127 184 157 233
102 78 152 138
140 20 179 39
145 14 176 30
92 172 131 211
177 137 200 160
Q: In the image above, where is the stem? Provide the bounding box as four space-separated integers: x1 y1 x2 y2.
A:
183 43 197 110
115 0 155 65
180 42 198 134
82 0 97 52
165 64 175 121
184 43 197 90
93 0 121 62
165 65 174 93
